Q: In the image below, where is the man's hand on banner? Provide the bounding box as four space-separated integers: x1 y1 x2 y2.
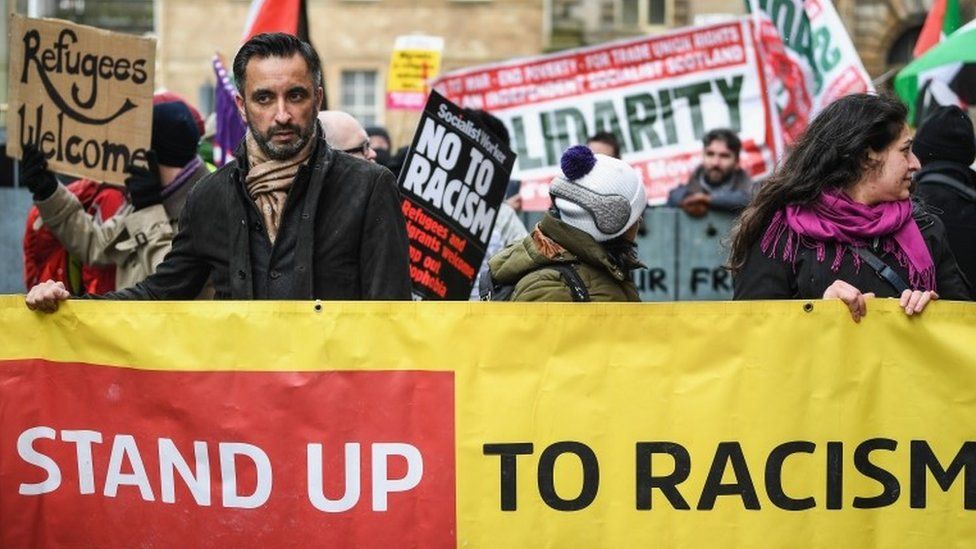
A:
125 151 163 211
25 280 71 313
20 145 59 201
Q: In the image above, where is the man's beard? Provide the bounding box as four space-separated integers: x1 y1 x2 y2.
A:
704 166 733 185
248 116 316 161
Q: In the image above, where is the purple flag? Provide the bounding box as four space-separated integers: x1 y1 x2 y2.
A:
212 54 247 166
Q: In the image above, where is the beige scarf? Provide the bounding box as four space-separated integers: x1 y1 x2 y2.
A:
244 131 315 243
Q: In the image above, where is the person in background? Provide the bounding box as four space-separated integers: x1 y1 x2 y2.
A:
26 32 410 311
667 128 755 217
730 94 971 322
22 171 126 296
912 105 976 287
586 131 621 158
384 147 407 176
153 90 206 136
366 125 393 168
486 145 646 302
21 99 209 292
503 179 524 212
318 110 376 162
198 112 219 171
463 109 529 299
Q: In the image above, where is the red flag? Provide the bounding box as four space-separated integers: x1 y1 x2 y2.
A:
913 0 962 58
242 0 309 42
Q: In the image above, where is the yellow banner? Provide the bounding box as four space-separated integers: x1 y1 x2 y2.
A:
1 296 975 547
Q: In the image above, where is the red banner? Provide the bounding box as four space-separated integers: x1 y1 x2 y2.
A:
435 25 747 110
1 360 456 547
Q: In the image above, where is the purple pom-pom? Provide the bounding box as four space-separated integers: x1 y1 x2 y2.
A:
560 145 596 181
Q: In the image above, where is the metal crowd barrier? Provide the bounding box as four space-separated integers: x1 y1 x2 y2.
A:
0 190 734 301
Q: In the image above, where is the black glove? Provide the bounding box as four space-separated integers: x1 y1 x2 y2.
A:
125 151 162 211
20 145 58 201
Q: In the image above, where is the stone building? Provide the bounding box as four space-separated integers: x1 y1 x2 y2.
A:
156 0 546 147
4 0 973 144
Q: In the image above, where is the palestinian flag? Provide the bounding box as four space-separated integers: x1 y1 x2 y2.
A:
242 0 309 42
913 0 962 58
895 19 976 125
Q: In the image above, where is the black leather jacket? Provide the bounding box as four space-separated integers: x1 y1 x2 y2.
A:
99 135 411 301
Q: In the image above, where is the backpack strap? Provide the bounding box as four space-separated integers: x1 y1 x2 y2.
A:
479 262 591 302
478 271 498 301
851 246 909 294
549 263 590 302
918 173 976 202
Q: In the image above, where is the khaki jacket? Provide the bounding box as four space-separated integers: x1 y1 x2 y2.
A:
34 163 208 291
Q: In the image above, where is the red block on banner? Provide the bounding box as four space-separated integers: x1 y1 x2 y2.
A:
0 360 456 547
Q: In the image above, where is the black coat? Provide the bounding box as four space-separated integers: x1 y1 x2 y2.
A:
915 161 976 289
733 210 973 300
100 135 412 301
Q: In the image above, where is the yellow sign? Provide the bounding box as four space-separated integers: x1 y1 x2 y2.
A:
386 35 443 110
1 296 975 546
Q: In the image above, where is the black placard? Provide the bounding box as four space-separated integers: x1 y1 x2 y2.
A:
398 92 516 300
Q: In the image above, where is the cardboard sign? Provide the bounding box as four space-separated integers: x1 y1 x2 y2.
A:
6 15 156 184
398 91 515 300
432 19 779 210
386 35 444 111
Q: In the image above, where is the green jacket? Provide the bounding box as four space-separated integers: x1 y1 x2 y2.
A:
487 213 641 302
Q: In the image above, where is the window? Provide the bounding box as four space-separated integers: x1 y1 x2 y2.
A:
647 0 666 25
617 0 670 29
600 0 616 26
341 70 380 126
53 0 154 34
622 0 639 23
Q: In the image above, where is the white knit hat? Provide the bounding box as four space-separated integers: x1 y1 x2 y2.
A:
550 145 647 242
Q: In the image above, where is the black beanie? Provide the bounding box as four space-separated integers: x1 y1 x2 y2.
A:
152 101 201 167
365 125 391 148
913 105 976 166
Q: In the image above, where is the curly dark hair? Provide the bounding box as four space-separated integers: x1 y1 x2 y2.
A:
727 93 908 271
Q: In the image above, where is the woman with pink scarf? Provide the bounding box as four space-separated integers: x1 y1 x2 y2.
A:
730 94 972 322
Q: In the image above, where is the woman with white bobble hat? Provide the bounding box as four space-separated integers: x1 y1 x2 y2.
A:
484 145 648 302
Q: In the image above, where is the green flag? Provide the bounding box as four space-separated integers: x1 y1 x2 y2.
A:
895 19 976 125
